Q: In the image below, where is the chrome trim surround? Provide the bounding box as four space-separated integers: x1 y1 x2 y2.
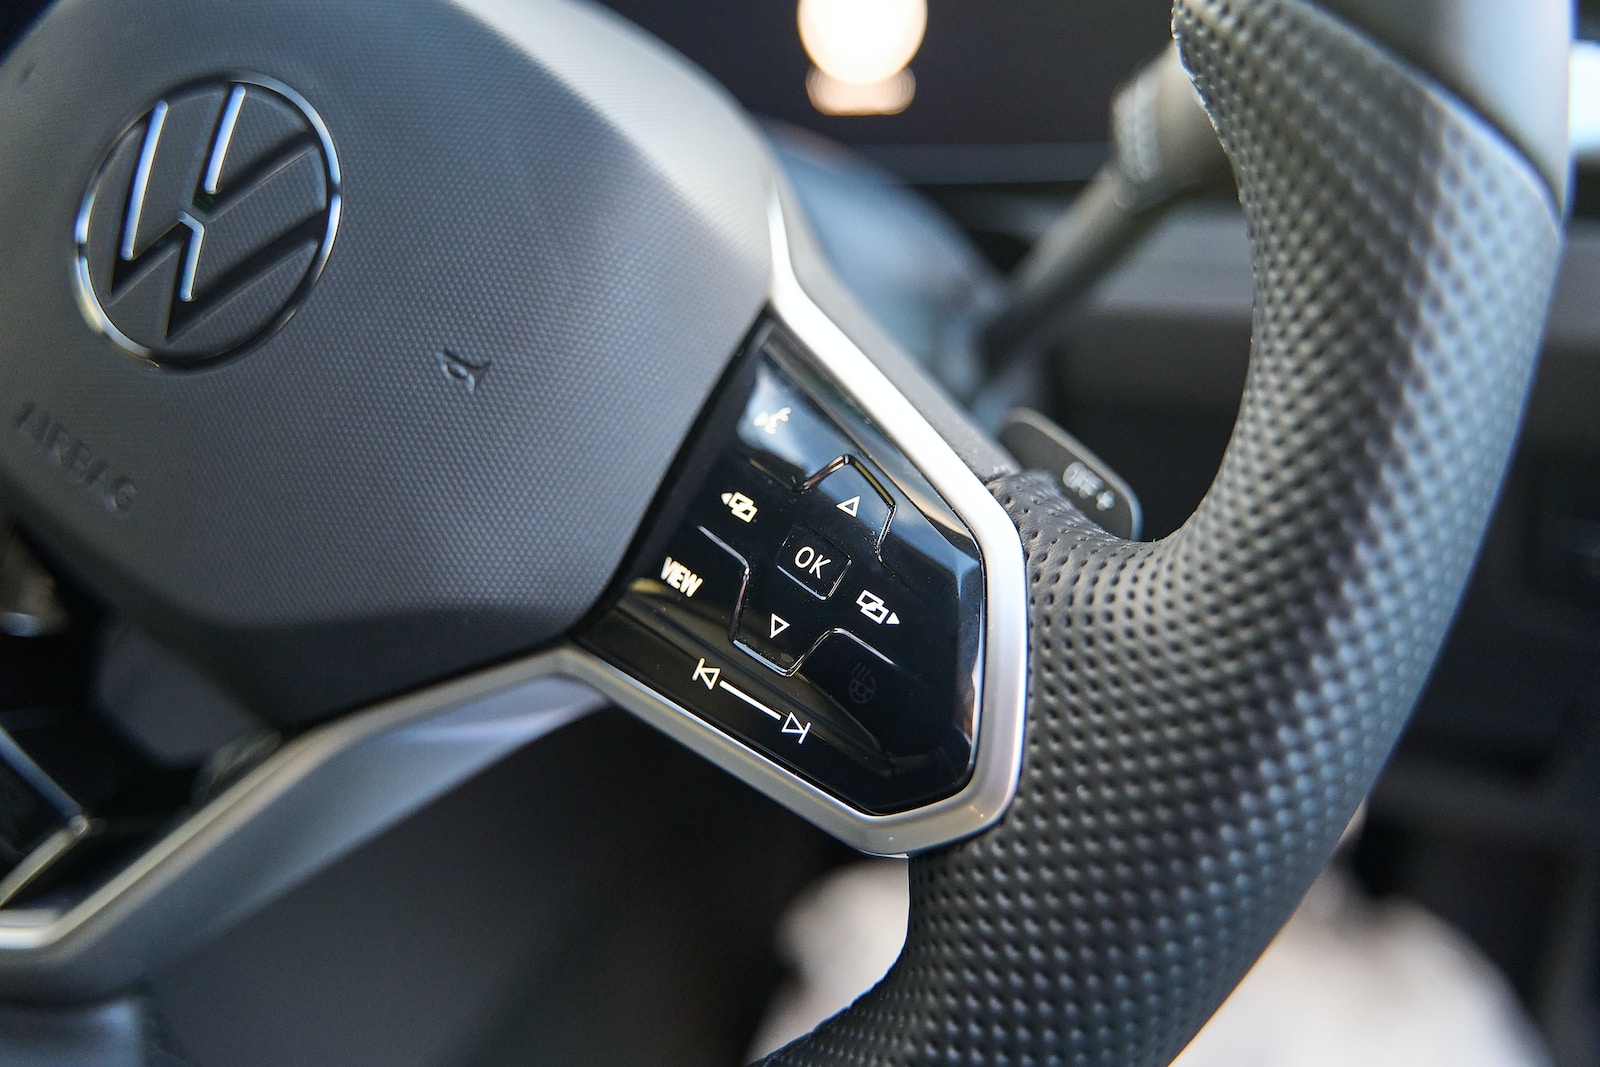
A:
776 189 1027 849
0 652 606 998
596 192 1029 856
0 183 1028 995
0 818 92 909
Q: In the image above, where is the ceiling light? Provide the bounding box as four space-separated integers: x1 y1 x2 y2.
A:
798 0 926 116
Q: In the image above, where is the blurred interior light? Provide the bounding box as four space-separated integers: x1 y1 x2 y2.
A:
798 0 926 116
807 68 916 117
1574 40 1600 166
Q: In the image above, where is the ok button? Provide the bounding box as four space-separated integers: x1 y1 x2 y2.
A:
778 525 850 599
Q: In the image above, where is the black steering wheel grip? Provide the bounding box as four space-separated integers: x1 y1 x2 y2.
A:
761 0 1566 1063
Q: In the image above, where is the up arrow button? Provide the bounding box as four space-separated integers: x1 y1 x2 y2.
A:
814 463 892 543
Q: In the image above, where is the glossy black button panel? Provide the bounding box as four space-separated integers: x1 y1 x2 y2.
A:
577 322 984 815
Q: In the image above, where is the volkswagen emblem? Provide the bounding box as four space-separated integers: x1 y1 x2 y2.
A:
74 77 340 367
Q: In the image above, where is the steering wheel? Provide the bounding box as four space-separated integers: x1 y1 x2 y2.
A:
0 0 1570 1063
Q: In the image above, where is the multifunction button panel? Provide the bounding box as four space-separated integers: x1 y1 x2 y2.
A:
579 324 985 814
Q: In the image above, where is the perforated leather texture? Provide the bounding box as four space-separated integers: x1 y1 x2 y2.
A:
761 0 1562 1064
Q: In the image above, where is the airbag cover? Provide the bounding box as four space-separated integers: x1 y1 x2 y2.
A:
0 0 773 722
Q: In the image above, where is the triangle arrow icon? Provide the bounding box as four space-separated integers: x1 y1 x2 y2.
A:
692 658 721 690
837 495 861 517
781 713 811 744
770 614 790 638
886 612 900 626
720 492 733 505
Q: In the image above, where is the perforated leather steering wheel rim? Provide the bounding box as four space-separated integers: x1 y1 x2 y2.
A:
756 0 1567 1063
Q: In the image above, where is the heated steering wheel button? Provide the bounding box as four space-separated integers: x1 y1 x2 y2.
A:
802 632 938 757
812 462 892 545
778 526 849 599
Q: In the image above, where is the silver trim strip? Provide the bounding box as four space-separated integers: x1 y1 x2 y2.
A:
0 817 91 908
0 652 605 997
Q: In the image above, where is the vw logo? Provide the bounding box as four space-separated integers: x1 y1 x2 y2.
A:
74 77 340 367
